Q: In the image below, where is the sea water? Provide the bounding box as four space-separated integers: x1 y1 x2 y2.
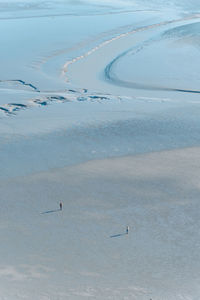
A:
1 0 200 179
1 3 200 298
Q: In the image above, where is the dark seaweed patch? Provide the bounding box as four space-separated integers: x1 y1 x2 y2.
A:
39 101 48 106
0 79 40 92
33 99 48 106
9 103 27 107
89 95 108 100
47 95 66 101
11 80 39 92
77 96 87 101
0 107 9 113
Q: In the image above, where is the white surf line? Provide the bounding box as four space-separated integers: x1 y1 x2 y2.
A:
32 11 157 71
62 14 200 81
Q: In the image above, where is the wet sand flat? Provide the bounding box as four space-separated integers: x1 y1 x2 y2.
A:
0 147 200 299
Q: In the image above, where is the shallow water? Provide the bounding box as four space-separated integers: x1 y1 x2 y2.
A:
1 0 200 178
1 1 200 299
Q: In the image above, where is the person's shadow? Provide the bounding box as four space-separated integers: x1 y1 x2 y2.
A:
110 232 127 238
41 209 61 214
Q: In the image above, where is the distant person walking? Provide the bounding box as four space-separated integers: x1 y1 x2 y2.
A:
126 226 129 235
59 202 63 211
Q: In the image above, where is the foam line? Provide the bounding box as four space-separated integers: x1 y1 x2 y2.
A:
62 14 200 87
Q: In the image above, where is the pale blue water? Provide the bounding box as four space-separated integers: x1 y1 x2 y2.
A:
1 1 200 299
0 0 200 176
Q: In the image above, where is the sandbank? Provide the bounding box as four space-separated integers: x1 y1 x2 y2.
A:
0 146 200 299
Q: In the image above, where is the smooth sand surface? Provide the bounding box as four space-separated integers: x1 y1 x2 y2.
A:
0 146 200 299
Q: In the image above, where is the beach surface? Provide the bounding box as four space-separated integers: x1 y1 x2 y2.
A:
1 147 200 299
0 148 200 300
1 0 200 299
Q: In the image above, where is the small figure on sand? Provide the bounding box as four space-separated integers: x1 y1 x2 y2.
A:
126 226 129 234
59 202 63 211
